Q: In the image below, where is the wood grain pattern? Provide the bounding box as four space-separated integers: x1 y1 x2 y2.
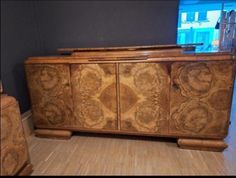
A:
57 44 182 53
24 45 235 151
177 138 228 152
34 129 72 139
119 63 170 133
25 54 234 64
71 64 117 130
70 49 183 59
170 61 234 138
25 64 74 128
0 96 29 176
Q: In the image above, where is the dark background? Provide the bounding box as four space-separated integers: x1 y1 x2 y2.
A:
1 0 179 113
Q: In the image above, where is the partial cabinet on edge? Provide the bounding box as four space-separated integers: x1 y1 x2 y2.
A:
1 96 30 175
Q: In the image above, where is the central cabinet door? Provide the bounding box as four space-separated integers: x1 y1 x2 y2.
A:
71 64 118 130
119 63 170 134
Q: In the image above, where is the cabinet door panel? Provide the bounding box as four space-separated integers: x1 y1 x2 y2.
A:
170 62 234 137
25 64 73 128
119 63 170 134
71 64 117 130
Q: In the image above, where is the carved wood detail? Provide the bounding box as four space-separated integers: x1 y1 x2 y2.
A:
1 98 29 176
170 61 234 137
71 64 117 130
25 64 74 128
119 63 170 133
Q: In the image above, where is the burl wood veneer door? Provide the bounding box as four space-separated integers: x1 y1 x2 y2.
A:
119 63 170 134
170 62 234 138
71 64 117 130
25 64 74 128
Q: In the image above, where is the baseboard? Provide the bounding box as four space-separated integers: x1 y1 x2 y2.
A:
22 110 34 138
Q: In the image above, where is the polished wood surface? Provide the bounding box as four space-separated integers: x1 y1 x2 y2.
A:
25 45 235 151
25 53 234 64
57 43 203 53
34 129 72 140
57 44 183 53
71 64 117 130
119 63 169 133
25 64 74 128
170 61 234 138
0 95 32 176
70 49 183 58
177 138 228 152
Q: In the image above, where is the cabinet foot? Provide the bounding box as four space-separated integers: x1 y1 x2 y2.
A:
34 129 72 139
18 163 33 176
177 138 228 152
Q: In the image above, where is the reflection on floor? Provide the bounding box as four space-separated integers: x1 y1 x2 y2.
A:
27 81 236 175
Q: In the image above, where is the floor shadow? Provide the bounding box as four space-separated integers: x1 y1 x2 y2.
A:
73 132 177 143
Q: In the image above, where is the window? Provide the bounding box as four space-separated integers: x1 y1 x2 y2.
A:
196 31 210 50
178 13 182 28
186 12 195 22
198 11 207 21
177 0 236 52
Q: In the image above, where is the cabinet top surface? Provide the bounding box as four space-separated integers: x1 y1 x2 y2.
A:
57 44 183 53
25 44 235 64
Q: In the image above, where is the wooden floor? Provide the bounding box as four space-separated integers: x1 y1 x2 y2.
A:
27 83 236 176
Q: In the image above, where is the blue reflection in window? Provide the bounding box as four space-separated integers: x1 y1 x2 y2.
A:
177 1 236 52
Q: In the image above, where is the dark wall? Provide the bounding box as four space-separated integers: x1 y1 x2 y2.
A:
1 0 179 113
1 1 43 113
36 0 179 54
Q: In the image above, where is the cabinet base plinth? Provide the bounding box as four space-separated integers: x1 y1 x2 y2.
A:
177 138 228 152
34 129 72 139
18 163 33 176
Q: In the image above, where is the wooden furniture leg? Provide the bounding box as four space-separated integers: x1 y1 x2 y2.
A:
34 129 72 139
177 138 228 152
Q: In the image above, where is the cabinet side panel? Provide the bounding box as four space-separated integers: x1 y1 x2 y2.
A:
170 61 234 138
71 64 117 130
25 64 74 128
119 63 170 134
1 101 29 176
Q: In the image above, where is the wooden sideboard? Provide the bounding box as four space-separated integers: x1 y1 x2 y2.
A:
25 45 236 151
1 90 33 175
